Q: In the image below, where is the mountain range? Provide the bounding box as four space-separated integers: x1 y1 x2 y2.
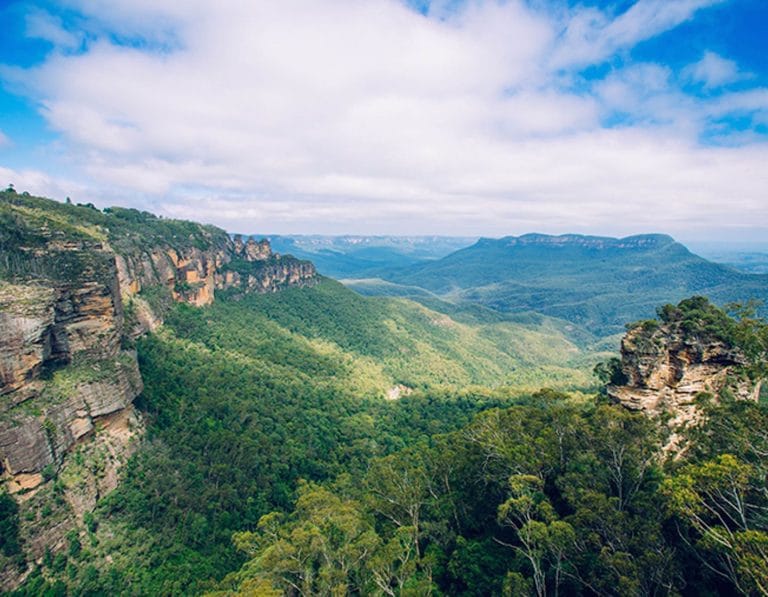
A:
2 191 767 595
343 233 768 336
263 234 477 279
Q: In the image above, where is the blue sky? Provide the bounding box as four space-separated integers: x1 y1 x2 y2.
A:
0 0 766 240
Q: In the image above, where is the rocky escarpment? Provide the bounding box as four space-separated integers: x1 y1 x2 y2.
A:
0 192 318 587
217 235 318 296
115 232 317 326
1 194 318 488
0 238 140 492
608 297 762 452
494 232 676 251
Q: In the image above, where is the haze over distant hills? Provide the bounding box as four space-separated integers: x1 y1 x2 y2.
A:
262 234 477 279
331 233 768 336
688 242 768 275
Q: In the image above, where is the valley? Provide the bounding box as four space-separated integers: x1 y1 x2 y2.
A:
2 1 766 594
1 191 767 596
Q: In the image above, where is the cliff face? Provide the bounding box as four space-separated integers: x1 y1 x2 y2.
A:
216 235 318 296
0 238 138 487
1 195 317 489
608 301 762 451
0 193 318 586
115 233 317 322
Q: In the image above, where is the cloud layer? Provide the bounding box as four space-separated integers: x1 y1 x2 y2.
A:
2 0 767 238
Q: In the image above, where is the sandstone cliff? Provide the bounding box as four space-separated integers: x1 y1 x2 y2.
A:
608 297 762 452
1 194 317 486
0 192 317 586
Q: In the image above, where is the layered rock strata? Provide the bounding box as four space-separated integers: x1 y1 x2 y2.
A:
0 239 139 491
1 197 317 492
608 318 761 451
0 194 318 589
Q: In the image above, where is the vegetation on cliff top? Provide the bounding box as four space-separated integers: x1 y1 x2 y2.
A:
640 296 768 381
1 190 228 283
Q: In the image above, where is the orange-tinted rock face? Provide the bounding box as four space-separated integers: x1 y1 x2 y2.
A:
0 284 57 397
1 230 317 490
0 238 137 489
0 195 319 591
608 321 760 453
114 234 317 315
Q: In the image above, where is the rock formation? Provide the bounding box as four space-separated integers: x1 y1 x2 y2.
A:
608 299 762 452
0 193 318 586
1 195 317 489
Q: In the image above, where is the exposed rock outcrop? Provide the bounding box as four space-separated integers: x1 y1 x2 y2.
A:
0 238 138 492
0 197 315 498
114 233 317 329
1 196 317 489
0 193 319 590
608 301 762 452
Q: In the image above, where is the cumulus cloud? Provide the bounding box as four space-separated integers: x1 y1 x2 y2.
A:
684 51 746 88
1 0 766 238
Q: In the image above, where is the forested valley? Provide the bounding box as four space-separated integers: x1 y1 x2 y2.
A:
1 193 767 596
4 285 768 596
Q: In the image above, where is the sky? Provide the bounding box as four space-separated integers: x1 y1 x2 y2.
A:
0 0 766 241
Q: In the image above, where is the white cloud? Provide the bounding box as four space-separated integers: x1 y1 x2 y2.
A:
25 9 82 50
0 131 8 147
1 0 766 238
550 0 726 68
0 165 79 199
684 51 746 88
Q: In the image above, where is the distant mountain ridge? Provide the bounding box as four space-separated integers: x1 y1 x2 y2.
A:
486 232 675 249
361 233 768 336
259 234 477 278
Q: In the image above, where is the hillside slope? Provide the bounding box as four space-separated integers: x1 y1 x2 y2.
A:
215 299 768 597
206 279 602 390
265 234 476 278
376 233 768 335
0 190 317 589
1 279 600 594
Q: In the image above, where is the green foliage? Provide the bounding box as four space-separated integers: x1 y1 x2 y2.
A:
0 492 22 557
371 233 768 336
41 464 56 483
657 295 739 340
593 356 628 386
1 190 228 284
220 399 682 596
73 287 552 594
66 530 82 559
83 512 97 534
228 483 379 595
217 279 598 390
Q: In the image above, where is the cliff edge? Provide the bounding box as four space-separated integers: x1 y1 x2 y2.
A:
608 296 763 452
1 191 317 487
0 191 317 586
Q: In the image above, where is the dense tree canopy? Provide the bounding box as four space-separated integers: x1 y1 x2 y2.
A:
5 291 766 596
